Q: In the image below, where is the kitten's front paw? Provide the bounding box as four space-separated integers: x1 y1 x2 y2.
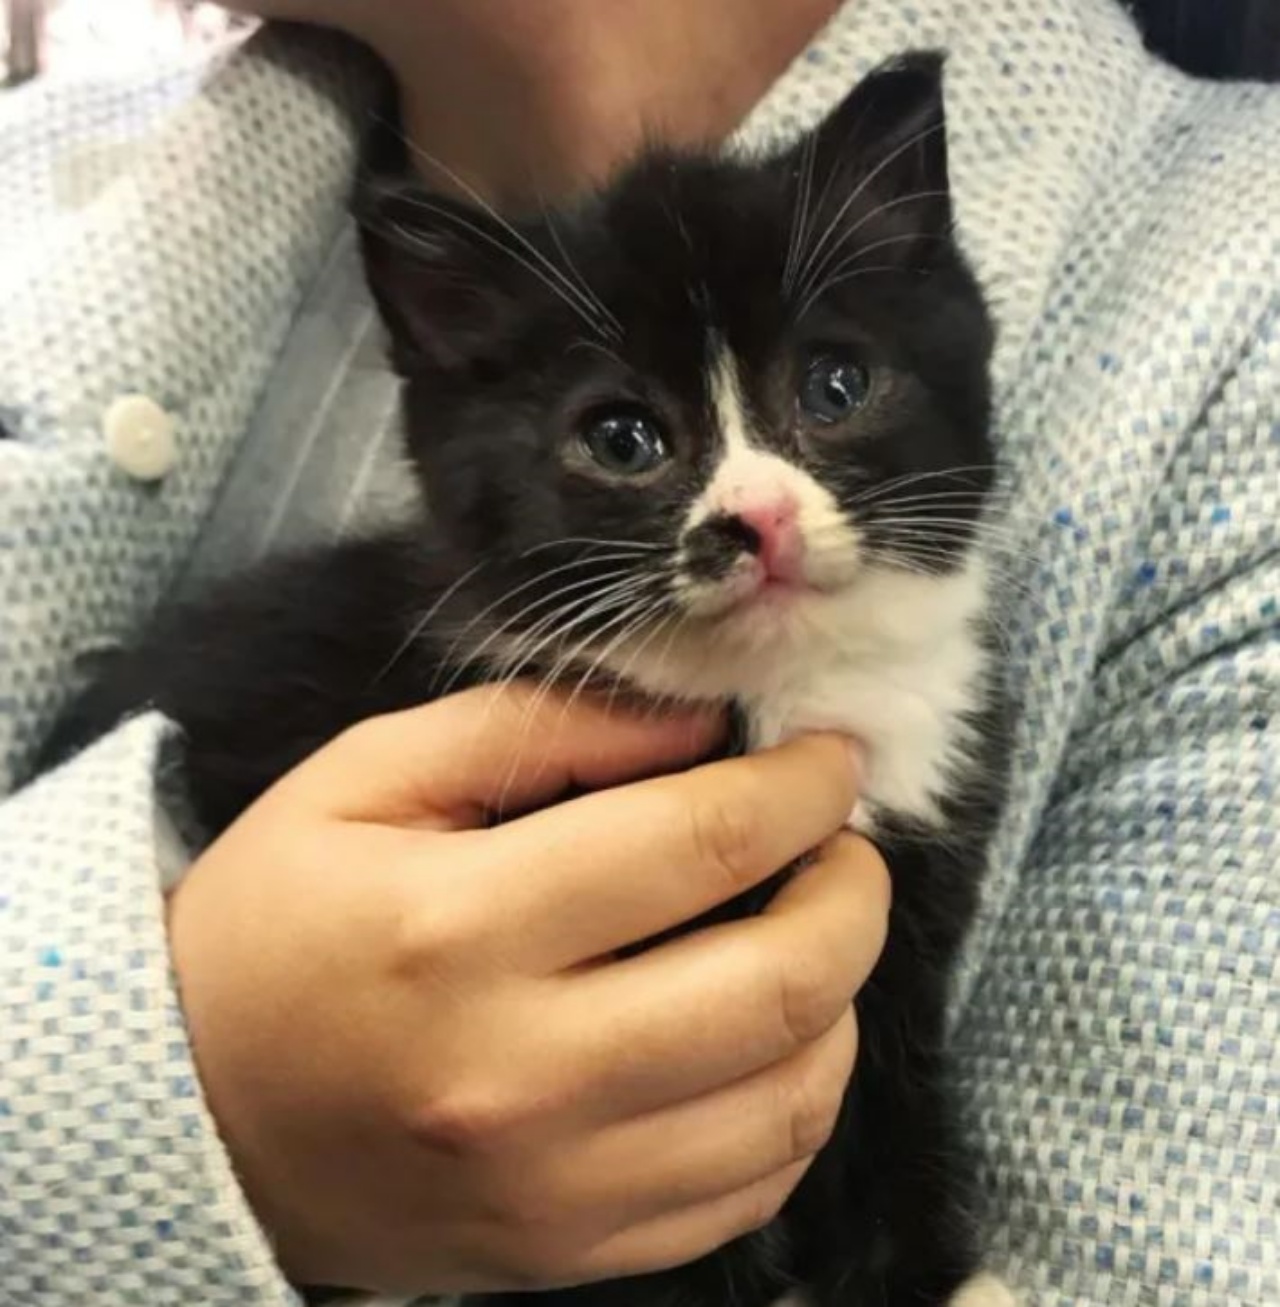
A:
946 1271 1018 1307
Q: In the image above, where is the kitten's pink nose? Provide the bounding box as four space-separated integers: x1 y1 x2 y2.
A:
731 497 804 582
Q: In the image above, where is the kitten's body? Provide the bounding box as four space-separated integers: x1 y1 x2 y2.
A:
41 55 1012 1307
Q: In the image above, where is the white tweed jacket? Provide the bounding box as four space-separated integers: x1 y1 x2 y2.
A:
0 3 1277 1305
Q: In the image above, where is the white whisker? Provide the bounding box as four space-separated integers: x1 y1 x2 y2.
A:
368 558 488 689
494 590 671 815
556 600 675 737
539 196 617 331
792 264 919 321
782 130 819 299
435 553 648 666
520 536 666 558
791 119 946 306
434 565 650 696
479 573 667 697
849 466 1003 507
379 122 624 340
388 207 609 343
794 188 948 306
796 229 949 320
603 608 685 715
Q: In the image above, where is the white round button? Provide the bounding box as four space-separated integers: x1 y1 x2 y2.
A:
103 394 177 482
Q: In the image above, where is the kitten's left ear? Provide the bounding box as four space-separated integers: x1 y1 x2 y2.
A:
785 51 953 267
357 186 532 374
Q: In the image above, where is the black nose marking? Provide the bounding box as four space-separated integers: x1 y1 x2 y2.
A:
683 513 761 580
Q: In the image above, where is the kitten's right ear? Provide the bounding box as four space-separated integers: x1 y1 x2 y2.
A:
779 51 953 269
357 187 527 374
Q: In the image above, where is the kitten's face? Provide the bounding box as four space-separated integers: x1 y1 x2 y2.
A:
362 54 995 698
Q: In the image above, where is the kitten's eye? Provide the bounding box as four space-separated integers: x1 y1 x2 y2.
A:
799 355 870 424
580 409 669 476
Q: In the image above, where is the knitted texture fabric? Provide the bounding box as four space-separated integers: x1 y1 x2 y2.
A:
1 1 1278 1304
0 718 296 1304
747 3 1280 1302
0 26 379 1307
0 26 380 793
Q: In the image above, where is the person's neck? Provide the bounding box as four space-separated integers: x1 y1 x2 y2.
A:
377 0 841 210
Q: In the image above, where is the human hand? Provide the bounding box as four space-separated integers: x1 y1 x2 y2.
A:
167 685 888 1295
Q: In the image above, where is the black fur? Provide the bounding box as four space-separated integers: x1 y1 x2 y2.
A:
1126 0 1280 81
39 54 1005 1307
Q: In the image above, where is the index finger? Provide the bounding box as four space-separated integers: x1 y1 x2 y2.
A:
479 732 860 971
545 830 890 1117
278 682 725 828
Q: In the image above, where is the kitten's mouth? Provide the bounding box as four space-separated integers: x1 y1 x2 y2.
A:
682 554 837 621
736 555 816 599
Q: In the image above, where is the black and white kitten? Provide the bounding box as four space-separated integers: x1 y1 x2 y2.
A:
43 54 1013 1307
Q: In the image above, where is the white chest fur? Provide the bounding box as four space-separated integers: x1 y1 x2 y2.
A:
609 557 991 832
744 561 990 831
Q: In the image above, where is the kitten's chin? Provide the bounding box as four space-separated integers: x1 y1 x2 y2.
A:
593 555 990 709
598 581 857 705
699 580 841 637
684 578 824 623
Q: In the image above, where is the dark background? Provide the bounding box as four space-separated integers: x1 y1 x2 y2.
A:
1127 0 1280 80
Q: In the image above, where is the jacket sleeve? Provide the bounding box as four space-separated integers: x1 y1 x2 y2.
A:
955 295 1280 1304
0 714 302 1306
0 24 383 1306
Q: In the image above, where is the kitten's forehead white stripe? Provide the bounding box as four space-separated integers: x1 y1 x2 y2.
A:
692 340 844 534
709 342 753 458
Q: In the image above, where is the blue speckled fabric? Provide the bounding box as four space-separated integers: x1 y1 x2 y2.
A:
1 2 1277 1304
0 26 379 1307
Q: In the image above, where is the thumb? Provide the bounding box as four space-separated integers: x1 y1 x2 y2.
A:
282 682 727 828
